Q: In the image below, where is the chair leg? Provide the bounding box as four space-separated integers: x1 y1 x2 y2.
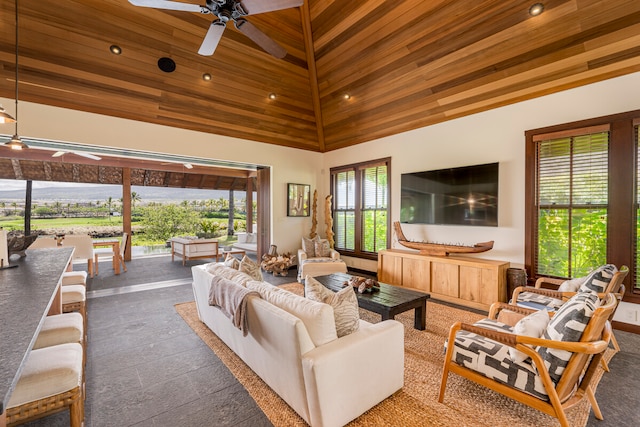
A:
587 386 604 420
610 331 621 352
600 357 610 372
94 254 99 275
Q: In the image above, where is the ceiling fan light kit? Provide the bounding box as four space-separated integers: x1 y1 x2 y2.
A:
157 57 176 73
128 0 303 58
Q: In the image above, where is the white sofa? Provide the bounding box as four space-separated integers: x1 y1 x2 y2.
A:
191 263 404 427
232 232 257 253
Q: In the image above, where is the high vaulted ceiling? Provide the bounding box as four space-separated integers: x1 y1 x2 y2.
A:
1 0 639 153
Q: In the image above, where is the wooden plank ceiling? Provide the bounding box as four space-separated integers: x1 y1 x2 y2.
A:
0 0 639 155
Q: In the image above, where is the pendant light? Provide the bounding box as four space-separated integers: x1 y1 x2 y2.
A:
5 0 27 150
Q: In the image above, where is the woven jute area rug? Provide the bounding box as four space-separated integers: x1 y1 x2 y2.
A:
175 282 612 427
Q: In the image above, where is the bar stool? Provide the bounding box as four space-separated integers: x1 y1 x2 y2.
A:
6 343 84 427
33 312 85 369
62 285 87 341
62 271 88 286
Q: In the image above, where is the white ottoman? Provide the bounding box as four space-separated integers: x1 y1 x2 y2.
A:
298 259 348 282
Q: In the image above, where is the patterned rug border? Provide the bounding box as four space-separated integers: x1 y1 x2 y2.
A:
176 282 611 427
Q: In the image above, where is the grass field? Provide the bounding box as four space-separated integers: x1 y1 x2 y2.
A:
0 216 238 246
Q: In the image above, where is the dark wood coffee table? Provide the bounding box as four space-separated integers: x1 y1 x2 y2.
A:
314 273 430 330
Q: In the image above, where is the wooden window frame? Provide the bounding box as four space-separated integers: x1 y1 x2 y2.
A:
525 109 639 303
330 157 391 261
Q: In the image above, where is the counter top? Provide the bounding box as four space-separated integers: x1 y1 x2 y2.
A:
0 247 73 413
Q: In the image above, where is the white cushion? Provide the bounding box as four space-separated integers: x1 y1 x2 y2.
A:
61 271 87 286
302 235 319 258
557 276 586 292
246 280 337 347
7 343 83 408
509 309 550 363
305 276 360 337
33 313 84 349
314 239 331 258
61 285 86 304
223 253 240 269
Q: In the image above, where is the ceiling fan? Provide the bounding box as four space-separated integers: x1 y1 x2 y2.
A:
52 151 102 161
128 0 303 58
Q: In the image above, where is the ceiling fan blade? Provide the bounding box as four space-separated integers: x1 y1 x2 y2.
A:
51 151 101 161
240 0 303 16
235 19 286 59
128 0 203 13
198 20 226 56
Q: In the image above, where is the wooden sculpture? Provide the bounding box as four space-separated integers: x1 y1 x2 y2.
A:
393 222 493 256
325 195 334 249
310 189 318 239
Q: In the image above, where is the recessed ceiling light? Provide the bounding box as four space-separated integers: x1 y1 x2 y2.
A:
343 93 351 100
202 73 212 81
109 45 122 55
268 93 277 100
529 3 544 16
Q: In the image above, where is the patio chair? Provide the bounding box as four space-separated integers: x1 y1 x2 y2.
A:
61 234 95 278
94 232 128 275
439 292 616 427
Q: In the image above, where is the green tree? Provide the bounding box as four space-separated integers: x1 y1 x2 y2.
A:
131 192 141 209
141 204 200 241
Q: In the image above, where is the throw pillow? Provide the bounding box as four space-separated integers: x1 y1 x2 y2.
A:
314 239 331 258
557 276 587 292
305 276 360 337
302 236 319 258
240 255 263 281
578 264 618 294
509 309 550 363
224 253 240 270
536 290 598 384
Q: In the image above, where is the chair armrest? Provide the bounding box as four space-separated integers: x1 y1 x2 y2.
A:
534 277 565 288
511 286 570 303
298 249 307 262
488 301 539 323
329 249 340 260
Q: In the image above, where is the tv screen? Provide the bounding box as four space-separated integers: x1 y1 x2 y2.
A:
400 162 499 226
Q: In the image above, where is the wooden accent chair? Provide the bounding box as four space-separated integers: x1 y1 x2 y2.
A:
512 265 628 368
439 292 616 427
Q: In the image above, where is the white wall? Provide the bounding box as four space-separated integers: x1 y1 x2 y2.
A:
322 71 640 324
4 71 640 325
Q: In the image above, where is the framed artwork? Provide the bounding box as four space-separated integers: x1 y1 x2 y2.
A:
287 183 310 217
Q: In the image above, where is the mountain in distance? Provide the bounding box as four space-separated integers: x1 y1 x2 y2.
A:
0 184 244 203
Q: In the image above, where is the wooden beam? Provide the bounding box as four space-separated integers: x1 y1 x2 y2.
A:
301 1 325 152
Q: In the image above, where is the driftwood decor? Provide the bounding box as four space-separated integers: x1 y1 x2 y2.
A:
310 189 318 239
324 195 334 249
393 222 493 256
261 246 296 276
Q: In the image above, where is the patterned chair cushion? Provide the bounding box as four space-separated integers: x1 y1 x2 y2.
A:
449 318 549 400
537 290 599 384
515 291 564 311
578 264 617 293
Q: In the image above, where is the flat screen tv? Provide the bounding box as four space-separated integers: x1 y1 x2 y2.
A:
400 162 499 226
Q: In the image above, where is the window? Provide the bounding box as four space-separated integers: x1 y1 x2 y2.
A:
525 110 640 303
331 158 390 259
536 130 609 278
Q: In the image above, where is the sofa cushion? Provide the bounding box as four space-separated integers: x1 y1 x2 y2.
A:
557 276 587 292
305 276 360 337
224 253 240 270
509 309 550 363
206 263 252 286
240 255 263 281
537 290 598 384
314 239 331 258
578 264 617 293
246 280 338 347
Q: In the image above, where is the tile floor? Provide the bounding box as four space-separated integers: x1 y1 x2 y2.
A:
20 255 640 426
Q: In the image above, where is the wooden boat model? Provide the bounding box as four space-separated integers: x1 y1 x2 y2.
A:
393 222 494 256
